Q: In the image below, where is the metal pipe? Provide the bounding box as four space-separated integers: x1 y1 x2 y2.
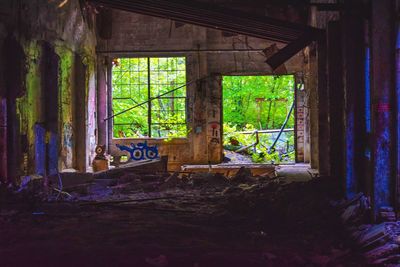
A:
269 101 295 153
235 130 259 153
96 48 266 55
234 128 294 135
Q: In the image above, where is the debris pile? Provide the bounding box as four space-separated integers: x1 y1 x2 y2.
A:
337 193 400 265
0 163 366 266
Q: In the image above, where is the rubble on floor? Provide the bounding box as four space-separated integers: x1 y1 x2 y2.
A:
337 192 400 265
0 165 365 266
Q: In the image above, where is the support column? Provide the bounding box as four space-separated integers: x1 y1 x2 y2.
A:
0 98 7 183
342 3 366 198
396 18 400 212
308 45 319 170
97 56 108 148
327 21 345 190
317 38 330 176
371 0 396 214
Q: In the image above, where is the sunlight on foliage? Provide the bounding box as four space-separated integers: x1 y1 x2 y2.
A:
112 57 187 138
223 75 295 164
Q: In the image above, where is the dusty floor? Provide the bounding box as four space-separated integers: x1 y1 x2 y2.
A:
0 170 364 267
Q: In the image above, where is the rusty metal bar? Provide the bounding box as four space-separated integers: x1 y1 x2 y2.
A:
235 131 259 153
104 78 196 121
235 128 294 135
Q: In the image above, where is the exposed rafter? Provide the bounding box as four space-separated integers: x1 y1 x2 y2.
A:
89 0 322 44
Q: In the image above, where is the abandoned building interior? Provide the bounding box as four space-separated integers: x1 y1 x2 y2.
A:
1 0 400 266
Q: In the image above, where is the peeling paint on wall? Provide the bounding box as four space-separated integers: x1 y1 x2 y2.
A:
18 41 41 174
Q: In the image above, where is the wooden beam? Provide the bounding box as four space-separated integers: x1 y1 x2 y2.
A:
90 0 319 43
265 31 319 70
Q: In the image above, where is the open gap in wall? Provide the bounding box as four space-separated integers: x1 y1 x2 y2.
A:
222 75 295 164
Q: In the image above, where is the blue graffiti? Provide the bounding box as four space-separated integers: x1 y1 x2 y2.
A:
116 141 159 160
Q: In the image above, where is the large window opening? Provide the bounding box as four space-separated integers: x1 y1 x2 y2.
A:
111 57 187 138
223 75 295 163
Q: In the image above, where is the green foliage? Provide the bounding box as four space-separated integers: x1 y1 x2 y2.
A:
223 75 294 129
223 123 295 164
223 75 295 163
112 57 187 138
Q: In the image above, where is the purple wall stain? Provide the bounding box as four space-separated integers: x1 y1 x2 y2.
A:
35 124 46 176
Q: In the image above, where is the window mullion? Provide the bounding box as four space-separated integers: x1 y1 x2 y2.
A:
147 57 152 137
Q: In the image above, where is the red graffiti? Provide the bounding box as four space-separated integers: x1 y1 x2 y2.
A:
375 103 390 112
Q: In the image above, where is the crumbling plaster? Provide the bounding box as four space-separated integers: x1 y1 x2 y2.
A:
0 0 98 178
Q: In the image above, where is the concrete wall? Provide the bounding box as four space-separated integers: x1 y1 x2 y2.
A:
0 0 97 181
98 11 306 170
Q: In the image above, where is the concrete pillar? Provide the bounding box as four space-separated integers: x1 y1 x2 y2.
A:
327 21 345 191
295 73 306 163
0 98 7 183
371 0 396 214
97 56 108 148
73 54 87 172
396 19 400 212
206 74 222 163
191 52 209 163
308 45 319 170
342 2 366 198
317 38 330 176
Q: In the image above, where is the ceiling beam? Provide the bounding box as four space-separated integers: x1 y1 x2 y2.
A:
89 0 322 43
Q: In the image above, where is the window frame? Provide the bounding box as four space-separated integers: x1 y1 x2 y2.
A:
109 55 188 140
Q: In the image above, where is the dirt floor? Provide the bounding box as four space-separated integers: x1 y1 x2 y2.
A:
0 169 365 267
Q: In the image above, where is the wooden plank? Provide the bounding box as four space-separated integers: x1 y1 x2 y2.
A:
266 31 318 70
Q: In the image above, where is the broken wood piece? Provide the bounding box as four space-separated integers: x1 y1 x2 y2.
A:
371 254 400 265
52 187 72 198
79 195 181 206
364 243 399 261
357 223 392 248
159 172 179 191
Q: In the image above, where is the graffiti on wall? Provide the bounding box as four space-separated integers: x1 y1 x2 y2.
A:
116 141 159 160
62 122 73 168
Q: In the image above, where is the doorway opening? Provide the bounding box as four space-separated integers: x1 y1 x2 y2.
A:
222 75 295 164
